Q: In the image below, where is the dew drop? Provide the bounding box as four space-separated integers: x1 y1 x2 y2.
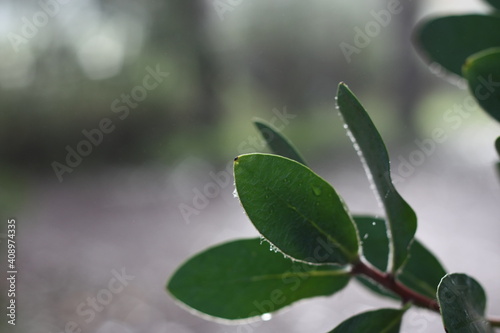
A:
363 233 369 240
232 188 239 198
312 187 321 196
338 111 384 210
371 221 376 226
269 244 279 253
261 313 272 321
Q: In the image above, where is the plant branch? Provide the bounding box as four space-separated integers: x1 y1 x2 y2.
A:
352 261 500 328
489 317 500 328
351 260 439 312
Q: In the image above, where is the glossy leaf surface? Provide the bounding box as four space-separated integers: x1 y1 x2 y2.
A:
328 308 406 333
416 15 500 76
354 216 445 300
337 83 417 273
437 273 493 333
463 47 500 123
254 118 307 165
234 153 359 265
168 239 350 320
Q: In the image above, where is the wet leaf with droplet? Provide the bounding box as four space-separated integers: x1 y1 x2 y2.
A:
234 153 359 265
168 238 350 320
336 83 417 273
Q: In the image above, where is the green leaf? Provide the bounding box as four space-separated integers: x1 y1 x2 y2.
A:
328 307 407 333
437 273 493 333
398 241 446 299
167 238 350 320
462 47 500 123
336 83 417 273
484 0 500 10
353 216 398 299
495 137 500 177
415 15 500 76
356 275 399 300
253 118 307 165
354 216 389 271
234 153 359 265
353 216 445 300
495 137 500 158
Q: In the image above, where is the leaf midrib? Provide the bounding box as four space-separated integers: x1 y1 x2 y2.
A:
257 175 356 262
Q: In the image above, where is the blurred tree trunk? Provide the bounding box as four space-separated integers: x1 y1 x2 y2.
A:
151 0 222 126
393 0 423 137
179 1 222 125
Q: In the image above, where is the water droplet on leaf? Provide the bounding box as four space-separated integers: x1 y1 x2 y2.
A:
269 244 279 253
261 313 272 321
312 187 321 196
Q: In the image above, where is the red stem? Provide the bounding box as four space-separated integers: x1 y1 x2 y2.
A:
352 260 500 329
351 260 440 312
489 317 500 328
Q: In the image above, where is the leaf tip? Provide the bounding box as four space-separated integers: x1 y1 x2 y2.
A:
462 58 472 76
252 117 265 127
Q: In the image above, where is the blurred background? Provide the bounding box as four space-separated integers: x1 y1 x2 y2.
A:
0 0 499 332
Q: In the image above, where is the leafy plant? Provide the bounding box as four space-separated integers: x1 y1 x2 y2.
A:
415 1 500 139
168 83 500 332
168 1 500 331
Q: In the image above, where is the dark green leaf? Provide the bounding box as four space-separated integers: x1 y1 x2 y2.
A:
336 83 417 273
353 216 445 300
462 47 500 123
437 273 493 333
356 275 399 300
399 241 446 299
234 153 359 265
253 118 307 165
484 0 500 10
353 216 398 299
495 137 500 158
167 238 350 320
328 307 406 333
496 137 500 178
415 15 500 76
354 216 389 271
